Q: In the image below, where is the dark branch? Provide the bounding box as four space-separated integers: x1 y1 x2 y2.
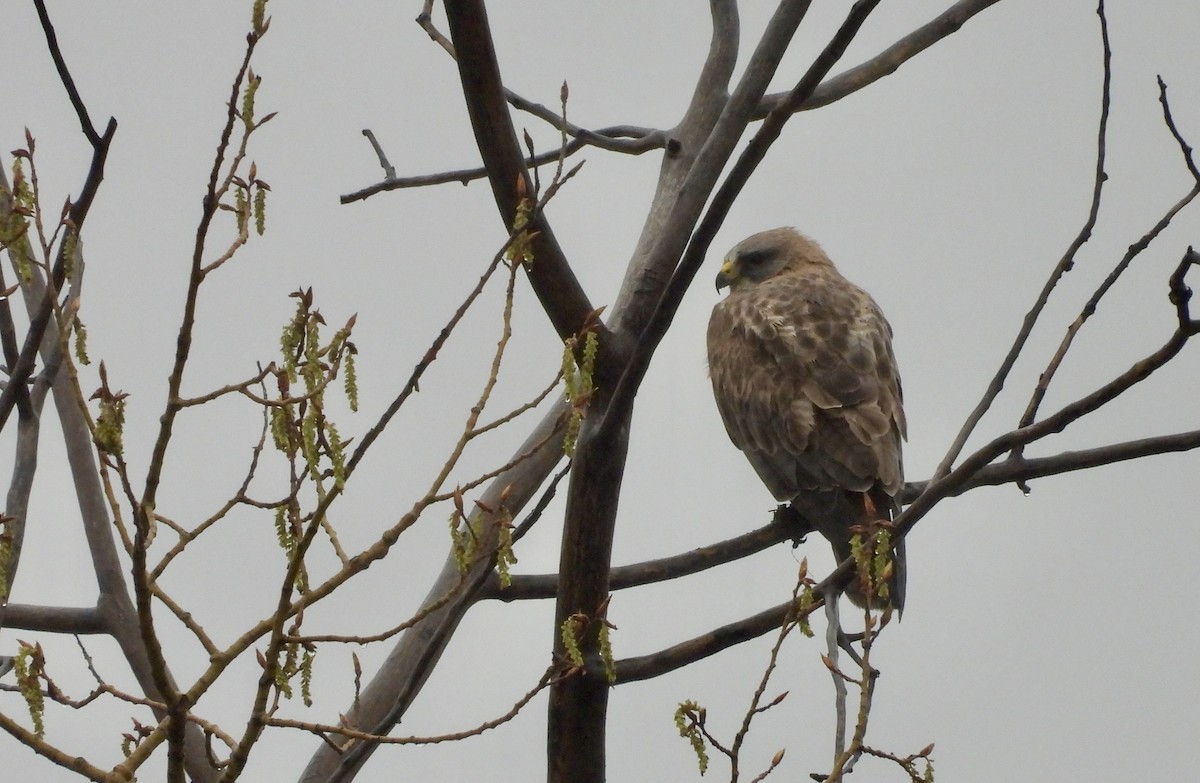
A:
903 428 1200 502
33 0 102 145
442 0 619 378
1168 248 1199 333
491 511 811 601
614 565 843 684
1157 76 1200 182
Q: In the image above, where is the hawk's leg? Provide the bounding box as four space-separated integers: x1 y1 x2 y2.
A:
773 502 813 544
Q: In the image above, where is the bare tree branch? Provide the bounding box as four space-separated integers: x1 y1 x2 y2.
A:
340 125 665 202
599 0 883 438
549 3 838 777
614 417 1195 682
1015 70 1200 450
1157 75 1200 181
0 708 109 782
496 423 1200 612
759 0 1005 115
1 604 104 634
936 0 1113 479
492 513 809 601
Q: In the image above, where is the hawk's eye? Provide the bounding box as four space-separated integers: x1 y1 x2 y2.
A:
740 248 775 268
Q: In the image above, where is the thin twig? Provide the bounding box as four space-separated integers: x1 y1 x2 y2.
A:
1015 178 1200 440
1013 64 1200 455
344 232 508 475
267 666 558 747
936 0 1113 479
723 564 813 779
829 604 851 761
342 126 664 203
1157 76 1200 181
361 129 395 180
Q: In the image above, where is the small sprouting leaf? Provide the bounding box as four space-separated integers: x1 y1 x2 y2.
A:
673 700 709 775
597 620 616 684
235 185 249 233
560 613 586 669
254 184 267 235
252 0 270 35
73 318 91 365
14 641 46 738
242 70 261 126
300 647 315 707
495 509 517 589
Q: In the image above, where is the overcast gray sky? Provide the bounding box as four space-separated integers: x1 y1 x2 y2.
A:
3 1 1199 781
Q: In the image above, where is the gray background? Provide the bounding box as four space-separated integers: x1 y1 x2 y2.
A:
3 1 1198 780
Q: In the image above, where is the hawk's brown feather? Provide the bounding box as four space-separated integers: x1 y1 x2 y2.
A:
707 228 906 610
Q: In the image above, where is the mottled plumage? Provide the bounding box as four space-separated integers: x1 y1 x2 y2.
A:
707 228 906 609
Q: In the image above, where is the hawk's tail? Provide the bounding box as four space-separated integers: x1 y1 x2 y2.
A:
792 488 906 614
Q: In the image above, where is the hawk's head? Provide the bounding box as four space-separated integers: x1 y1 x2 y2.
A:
715 227 834 292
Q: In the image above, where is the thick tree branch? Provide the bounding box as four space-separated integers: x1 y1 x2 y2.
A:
604 0 740 337
758 0 1005 116
298 403 568 783
1 604 105 634
493 513 809 601
441 0 619 377
0 43 217 783
0 173 48 627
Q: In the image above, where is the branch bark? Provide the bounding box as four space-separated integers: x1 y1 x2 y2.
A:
298 403 568 783
442 0 620 378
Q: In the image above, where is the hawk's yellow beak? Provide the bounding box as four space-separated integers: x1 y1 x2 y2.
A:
715 258 738 291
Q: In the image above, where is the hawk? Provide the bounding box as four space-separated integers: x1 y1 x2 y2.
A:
706 227 906 610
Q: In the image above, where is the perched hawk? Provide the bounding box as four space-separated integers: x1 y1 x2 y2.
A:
707 228 906 610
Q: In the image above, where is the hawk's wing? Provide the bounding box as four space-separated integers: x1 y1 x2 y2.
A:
707 266 905 502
